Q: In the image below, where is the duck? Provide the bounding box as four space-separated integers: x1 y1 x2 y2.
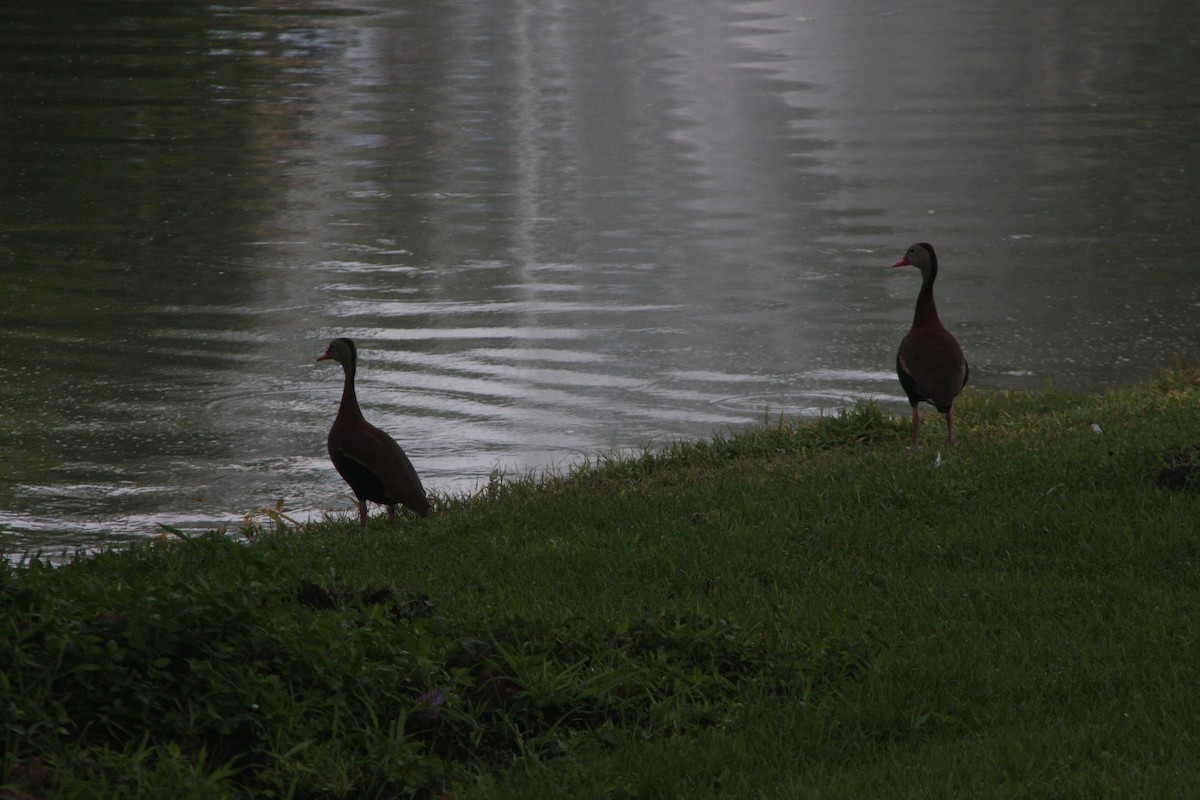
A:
892 242 969 446
317 337 430 525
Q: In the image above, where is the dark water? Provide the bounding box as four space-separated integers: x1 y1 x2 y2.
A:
2 1 1198 554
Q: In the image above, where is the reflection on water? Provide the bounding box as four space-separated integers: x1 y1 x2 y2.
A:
1 0 1198 553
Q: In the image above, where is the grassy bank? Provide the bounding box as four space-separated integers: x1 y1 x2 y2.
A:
4 368 1200 798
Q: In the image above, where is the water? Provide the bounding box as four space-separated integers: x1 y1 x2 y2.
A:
2 1 1198 554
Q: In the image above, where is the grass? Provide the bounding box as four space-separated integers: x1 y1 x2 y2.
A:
3 367 1200 798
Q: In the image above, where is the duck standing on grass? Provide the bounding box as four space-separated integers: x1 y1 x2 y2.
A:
892 243 969 447
317 337 430 526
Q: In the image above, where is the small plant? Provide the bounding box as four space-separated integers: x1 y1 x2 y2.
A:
241 499 306 540
1156 443 1200 490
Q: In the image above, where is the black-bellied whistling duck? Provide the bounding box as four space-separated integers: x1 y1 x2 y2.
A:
892 243 969 447
317 338 430 526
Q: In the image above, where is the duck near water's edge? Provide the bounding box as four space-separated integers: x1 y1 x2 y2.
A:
317 338 430 527
892 242 969 447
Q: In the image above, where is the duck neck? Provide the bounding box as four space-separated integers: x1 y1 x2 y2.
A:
338 361 365 423
912 269 943 330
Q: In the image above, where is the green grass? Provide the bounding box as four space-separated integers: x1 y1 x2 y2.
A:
4 368 1200 799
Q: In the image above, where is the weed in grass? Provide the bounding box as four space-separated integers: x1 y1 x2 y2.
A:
1156 443 1200 490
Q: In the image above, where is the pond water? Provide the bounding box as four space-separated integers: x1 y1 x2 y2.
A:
2 0 1198 554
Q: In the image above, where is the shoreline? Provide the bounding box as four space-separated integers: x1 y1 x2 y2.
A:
4 367 1200 798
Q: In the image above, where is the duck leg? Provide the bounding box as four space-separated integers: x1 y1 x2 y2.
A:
910 404 921 448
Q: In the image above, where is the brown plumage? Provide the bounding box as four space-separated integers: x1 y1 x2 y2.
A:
317 338 429 526
892 243 969 446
